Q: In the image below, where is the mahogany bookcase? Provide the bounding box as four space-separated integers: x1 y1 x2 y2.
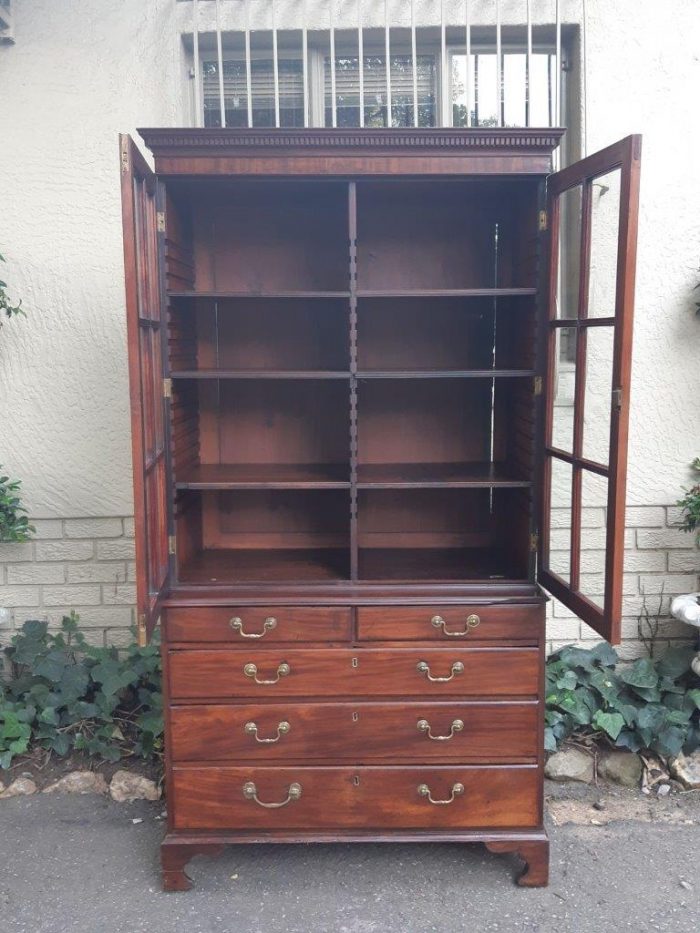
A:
120 128 640 889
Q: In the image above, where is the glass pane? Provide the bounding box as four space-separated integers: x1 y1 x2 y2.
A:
582 325 614 465
588 168 621 318
548 457 573 583
326 55 436 128
503 54 526 127
551 327 576 453
556 186 582 319
452 51 555 128
579 470 609 610
203 59 305 128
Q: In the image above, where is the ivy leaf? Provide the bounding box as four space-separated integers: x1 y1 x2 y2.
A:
655 646 694 680
589 669 624 704
636 704 668 733
615 729 643 752
654 726 686 759
686 689 700 710
619 658 658 689
544 728 558 752
555 670 579 690
588 642 619 668
593 710 625 741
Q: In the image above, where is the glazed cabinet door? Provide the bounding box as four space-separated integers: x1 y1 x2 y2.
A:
539 136 641 643
120 135 171 644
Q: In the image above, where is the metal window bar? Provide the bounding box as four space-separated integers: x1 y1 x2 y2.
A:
185 0 569 138
357 0 364 128
302 0 309 126
215 0 226 126
526 0 532 126
244 0 253 125
411 0 418 127
384 0 392 127
495 0 502 127
192 0 201 127
271 0 280 127
329 0 337 127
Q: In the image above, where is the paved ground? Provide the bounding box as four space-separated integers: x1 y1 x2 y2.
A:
1 793 699 933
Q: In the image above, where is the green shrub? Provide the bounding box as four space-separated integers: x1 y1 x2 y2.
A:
0 467 34 542
677 457 700 541
1 613 163 770
545 642 700 758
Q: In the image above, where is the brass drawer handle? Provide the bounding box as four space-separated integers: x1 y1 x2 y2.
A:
230 616 277 638
242 781 302 808
431 614 480 636
417 782 465 805
416 660 464 683
245 721 291 743
243 662 290 685
417 718 464 741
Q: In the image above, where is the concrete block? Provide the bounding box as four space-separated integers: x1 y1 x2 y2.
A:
64 518 123 539
42 585 101 607
7 563 65 585
35 540 94 561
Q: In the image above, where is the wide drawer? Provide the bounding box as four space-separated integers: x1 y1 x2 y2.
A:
165 606 351 643
357 605 542 642
170 701 539 762
171 765 540 831
168 648 539 699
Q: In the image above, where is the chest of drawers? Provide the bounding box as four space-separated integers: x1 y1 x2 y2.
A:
160 593 548 890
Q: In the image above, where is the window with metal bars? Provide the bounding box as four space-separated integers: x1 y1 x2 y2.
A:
198 42 563 130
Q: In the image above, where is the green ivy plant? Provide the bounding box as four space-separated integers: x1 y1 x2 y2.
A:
0 252 23 325
0 467 34 542
677 457 700 542
1 614 163 770
545 642 700 759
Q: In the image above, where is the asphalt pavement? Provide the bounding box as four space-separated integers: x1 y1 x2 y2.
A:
0 793 698 933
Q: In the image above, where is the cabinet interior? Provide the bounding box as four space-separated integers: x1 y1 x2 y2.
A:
165 176 540 584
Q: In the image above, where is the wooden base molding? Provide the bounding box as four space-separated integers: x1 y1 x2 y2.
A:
485 836 550 887
160 830 549 891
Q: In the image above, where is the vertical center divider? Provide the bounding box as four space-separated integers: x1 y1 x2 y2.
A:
348 181 359 580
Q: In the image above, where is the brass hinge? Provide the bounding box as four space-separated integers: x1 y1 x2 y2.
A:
163 377 172 399
156 211 166 233
168 535 177 555
137 613 147 648
120 136 130 174
538 210 548 232
530 532 539 553
612 387 623 410
533 375 543 396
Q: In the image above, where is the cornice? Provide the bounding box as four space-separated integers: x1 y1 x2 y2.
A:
138 127 565 155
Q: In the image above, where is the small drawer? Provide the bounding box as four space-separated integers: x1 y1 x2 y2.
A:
357 605 542 642
168 647 539 699
171 765 540 831
165 606 351 643
170 700 539 762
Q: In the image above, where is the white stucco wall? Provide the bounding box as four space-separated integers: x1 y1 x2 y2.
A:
0 0 698 649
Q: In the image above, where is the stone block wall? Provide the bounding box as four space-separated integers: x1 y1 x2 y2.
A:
0 516 136 649
0 506 698 657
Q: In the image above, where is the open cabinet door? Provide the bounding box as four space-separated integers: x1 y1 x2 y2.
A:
120 135 171 645
539 135 641 644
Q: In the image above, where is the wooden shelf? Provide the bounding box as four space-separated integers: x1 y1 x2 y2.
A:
356 370 535 379
356 462 532 489
171 370 350 380
356 288 537 299
176 464 350 490
358 547 524 582
178 548 350 583
168 291 350 300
